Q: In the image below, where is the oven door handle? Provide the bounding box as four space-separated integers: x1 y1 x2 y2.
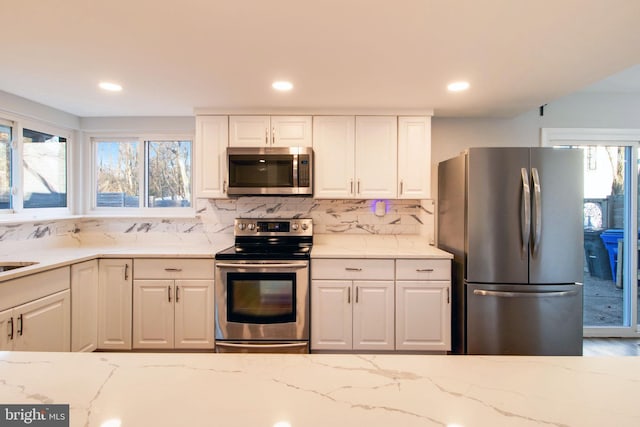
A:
215 342 308 350
215 262 308 269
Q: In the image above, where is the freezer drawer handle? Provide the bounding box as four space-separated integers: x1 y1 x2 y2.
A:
473 289 580 298
416 268 434 272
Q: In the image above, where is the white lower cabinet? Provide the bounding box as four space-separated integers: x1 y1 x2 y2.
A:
98 259 133 350
312 258 452 353
395 259 451 351
0 267 71 352
132 259 214 350
71 260 99 352
311 259 395 351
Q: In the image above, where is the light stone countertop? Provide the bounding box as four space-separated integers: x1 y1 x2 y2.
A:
0 234 450 282
311 234 452 259
0 351 638 427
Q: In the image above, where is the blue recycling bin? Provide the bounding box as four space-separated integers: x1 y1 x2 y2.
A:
600 229 632 280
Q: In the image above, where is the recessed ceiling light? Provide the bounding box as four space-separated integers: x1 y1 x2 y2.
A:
272 81 293 91
99 81 123 92
447 81 470 92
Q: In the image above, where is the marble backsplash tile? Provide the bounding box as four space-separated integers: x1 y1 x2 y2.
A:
0 198 435 248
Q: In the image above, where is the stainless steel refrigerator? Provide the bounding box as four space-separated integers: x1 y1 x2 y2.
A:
438 147 583 355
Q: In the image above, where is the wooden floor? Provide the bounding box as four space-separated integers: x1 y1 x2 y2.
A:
583 338 640 356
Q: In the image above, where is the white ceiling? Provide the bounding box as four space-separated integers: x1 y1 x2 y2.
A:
2 0 640 118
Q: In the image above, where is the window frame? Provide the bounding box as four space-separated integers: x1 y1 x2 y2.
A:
0 114 73 218
88 132 195 217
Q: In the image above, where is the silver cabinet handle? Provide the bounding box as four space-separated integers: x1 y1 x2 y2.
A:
7 317 13 340
531 167 542 256
345 267 362 272
272 127 275 145
355 286 359 303
168 286 172 302
416 268 434 272
176 286 180 303
520 168 531 254
164 268 183 272
357 180 361 194
223 180 227 194
446 288 450 303
400 180 404 195
125 263 129 281
17 314 23 336
347 287 351 304
265 128 269 145
350 180 354 195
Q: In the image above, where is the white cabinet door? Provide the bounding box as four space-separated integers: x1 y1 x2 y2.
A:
355 116 398 198
13 290 70 352
98 259 132 350
71 260 99 352
352 281 395 350
230 116 312 147
312 116 355 198
271 116 312 147
174 280 214 349
311 280 352 350
229 116 271 147
133 280 174 349
0 308 13 350
398 116 431 199
396 281 450 351
195 115 228 198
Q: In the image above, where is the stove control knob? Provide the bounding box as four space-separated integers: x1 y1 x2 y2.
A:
247 223 256 231
301 222 309 231
238 223 246 231
291 223 299 231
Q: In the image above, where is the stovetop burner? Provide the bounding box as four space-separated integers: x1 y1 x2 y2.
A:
215 218 313 261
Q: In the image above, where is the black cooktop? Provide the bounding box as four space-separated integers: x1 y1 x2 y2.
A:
215 236 312 261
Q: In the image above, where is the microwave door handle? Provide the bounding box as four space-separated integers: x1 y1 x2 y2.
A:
215 262 308 269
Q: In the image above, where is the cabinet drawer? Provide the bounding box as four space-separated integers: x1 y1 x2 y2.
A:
395 259 450 281
312 259 394 280
134 259 214 280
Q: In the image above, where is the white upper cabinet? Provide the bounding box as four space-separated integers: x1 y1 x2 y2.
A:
313 116 356 198
398 116 431 199
229 116 312 147
355 116 398 199
195 115 229 198
314 116 398 199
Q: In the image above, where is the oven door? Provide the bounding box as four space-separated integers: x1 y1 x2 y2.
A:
214 260 309 341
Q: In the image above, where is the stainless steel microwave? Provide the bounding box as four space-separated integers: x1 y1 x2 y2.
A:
226 147 313 196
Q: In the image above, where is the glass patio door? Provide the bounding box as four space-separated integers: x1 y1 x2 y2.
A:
542 128 640 337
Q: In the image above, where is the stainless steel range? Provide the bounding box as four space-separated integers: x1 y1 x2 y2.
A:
214 218 312 353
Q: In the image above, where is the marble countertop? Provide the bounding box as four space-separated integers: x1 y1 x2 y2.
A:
0 234 450 282
312 234 452 259
0 351 638 427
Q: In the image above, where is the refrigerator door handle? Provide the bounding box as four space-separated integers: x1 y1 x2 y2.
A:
520 167 531 254
531 167 542 256
473 289 580 298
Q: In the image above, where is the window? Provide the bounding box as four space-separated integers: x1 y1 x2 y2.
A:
22 128 67 209
0 117 69 215
0 121 12 210
94 137 192 209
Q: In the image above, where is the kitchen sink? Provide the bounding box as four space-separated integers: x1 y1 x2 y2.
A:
0 261 39 272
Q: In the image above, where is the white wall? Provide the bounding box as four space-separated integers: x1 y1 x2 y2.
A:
430 91 640 196
0 90 80 130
